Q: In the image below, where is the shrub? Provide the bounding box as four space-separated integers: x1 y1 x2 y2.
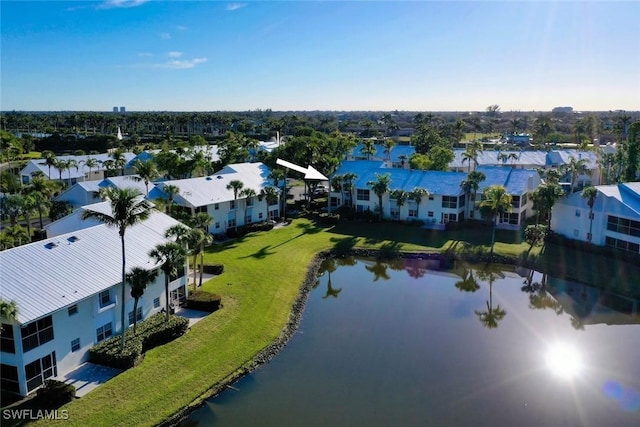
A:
90 313 189 370
36 380 76 407
246 221 274 233
186 290 222 312
202 264 224 275
318 212 340 224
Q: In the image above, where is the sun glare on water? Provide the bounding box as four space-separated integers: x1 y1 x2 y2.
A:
546 342 583 379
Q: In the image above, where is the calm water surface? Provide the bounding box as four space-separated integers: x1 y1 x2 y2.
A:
184 258 640 426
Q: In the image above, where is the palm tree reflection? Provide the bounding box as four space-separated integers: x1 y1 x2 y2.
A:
365 259 391 282
474 264 507 329
455 268 480 293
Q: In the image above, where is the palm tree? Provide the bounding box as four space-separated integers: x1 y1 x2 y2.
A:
149 242 187 321
460 171 486 220
367 173 391 221
565 156 589 193
5 225 29 247
361 139 376 160
162 184 180 216
342 172 357 209
165 223 195 287
479 185 512 255
240 188 257 224
581 186 598 243
40 151 57 179
188 212 214 286
389 189 408 219
226 179 244 232
110 150 127 176
382 138 395 162
81 187 153 350
133 159 159 195
126 267 158 334
260 185 280 213
409 187 429 219
532 183 564 227
64 159 78 187
82 156 100 179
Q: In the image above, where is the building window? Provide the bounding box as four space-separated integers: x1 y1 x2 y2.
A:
99 290 112 308
500 212 520 225
68 304 78 316
128 307 143 326
245 213 252 224
246 197 254 207
428 195 434 200
215 222 220 229
573 229 579 237
228 218 236 229
71 338 80 352
154 297 160 308
96 322 113 343
441 196 457 209
575 209 581 217
605 236 640 253
459 195 465 208
25 352 57 393
428 211 434 217
390 207 400 219
607 215 640 237
511 195 521 209
1 324 15 354
258 212 263 219
230 200 236 210
214 203 219 210
0 363 20 394
408 209 417 218
356 189 370 201
21 315 54 353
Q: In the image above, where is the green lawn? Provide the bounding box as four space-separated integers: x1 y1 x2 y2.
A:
39 218 639 426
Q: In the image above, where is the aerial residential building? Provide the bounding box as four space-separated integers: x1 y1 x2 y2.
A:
0 209 187 397
551 182 640 254
155 162 280 234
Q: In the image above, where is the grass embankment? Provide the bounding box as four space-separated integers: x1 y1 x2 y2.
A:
43 218 639 426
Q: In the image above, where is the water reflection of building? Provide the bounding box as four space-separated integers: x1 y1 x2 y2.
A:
545 276 640 326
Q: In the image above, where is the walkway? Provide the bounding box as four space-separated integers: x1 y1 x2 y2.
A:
55 362 122 397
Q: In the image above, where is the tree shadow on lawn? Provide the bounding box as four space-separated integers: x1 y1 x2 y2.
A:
330 236 358 256
239 245 276 259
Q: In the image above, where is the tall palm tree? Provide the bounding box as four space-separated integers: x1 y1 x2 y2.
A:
66 159 79 187
165 223 195 287
367 173 391 221
111 150 127 176
126 267 158 334
260 185 280 213
188 212 214 286
40 151 57 179
532 183 564 227
149 242 187 321
410 187 429 219
133 159 159 195
342 172 357 209
162 184 180 216
565 156 589 193
82 156 100 179
479 185 512 255
361 139 376 160
226 179 244 232
581 186 598 243
382 138 395 162
460 171 486 220
240 188 257 224
82 187 153 350
389 189 408 219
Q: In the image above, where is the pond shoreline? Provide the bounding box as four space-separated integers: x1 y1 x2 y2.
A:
161 248 526 426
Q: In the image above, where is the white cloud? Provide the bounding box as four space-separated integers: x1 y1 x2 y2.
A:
159 32 171 40
226 3 247 12
138 52 154 57
164 58 208 69
176 25 188 31
167 51 183 58
98 0 150 10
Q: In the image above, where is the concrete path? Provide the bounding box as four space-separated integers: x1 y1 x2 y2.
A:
175 307 210 327
55 362 122 397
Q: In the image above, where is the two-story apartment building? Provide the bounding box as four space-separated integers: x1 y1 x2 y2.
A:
551 182 640 254
155 162 280 235
330 161 540 230
0 210 187 397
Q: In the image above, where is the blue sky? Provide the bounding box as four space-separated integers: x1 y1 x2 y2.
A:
1 1 639 112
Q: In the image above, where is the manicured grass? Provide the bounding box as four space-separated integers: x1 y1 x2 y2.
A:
42 218 639 426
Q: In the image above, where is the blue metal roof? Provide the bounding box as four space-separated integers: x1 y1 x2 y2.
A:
476 166 539 195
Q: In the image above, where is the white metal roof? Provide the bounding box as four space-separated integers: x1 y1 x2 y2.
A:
0 210 183 324
157 162 272 208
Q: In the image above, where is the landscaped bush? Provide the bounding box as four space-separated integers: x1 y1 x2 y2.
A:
247 221 274 233
202 264 224 275
36 380 76 407
318 212 340 224
186 290 222 312
90 313 189 370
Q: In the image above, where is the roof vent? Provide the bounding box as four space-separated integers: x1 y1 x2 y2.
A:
68 236 80 243
44 242 59 249
216 175 223 179
206 176 213 181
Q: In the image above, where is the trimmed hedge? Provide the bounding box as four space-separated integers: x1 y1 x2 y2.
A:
202 264 224 275
36 380 76 407
318 212 340 224
90 313 189 370
186 290 222 312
